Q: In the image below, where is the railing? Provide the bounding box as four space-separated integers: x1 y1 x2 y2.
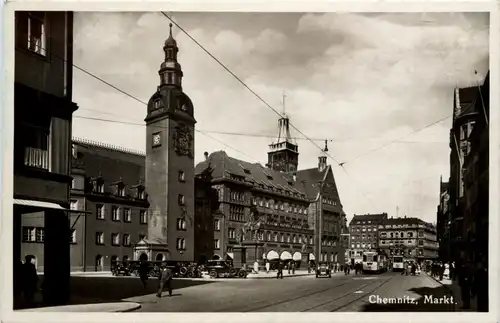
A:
24 147 49 170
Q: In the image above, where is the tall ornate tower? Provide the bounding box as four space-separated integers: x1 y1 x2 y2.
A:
139 23 197 262
267 94 298 173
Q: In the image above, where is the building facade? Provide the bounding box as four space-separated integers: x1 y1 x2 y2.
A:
378 217 438 261
14 11 79 306
436 178 451 262
461 71 489 267
347 213 388 263
447 85 480 263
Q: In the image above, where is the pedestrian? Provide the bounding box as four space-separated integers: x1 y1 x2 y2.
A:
277 261 284 279
472 258 488 312
139 260 149 288
22 255 38 306
458 261 473 309
265 261 270 274
401 262 407 276
439 263 444 280
292 261 296 275
288 262 291 275
156 263 173 298
276 261 284 279
253 261 259 274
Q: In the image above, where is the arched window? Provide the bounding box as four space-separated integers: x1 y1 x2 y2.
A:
156 253 164 261
139 253 148 261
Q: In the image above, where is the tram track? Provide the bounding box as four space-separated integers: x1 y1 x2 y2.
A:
239 279 354 312
301 277 393 312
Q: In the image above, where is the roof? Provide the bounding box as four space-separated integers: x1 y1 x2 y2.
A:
350 213 388 225
72 138 145 196
382 217 426 225
195 151 307 199
295 167 328 199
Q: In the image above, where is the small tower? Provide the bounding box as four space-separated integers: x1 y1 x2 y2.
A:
267 92 299 173
318 140 328 172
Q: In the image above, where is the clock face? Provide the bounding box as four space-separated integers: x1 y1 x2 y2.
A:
152 133 161 146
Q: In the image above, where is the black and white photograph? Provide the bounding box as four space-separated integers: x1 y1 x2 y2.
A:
1 1 498 322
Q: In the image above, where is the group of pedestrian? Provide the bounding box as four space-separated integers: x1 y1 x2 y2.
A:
401 261 420 276
14 255 40 308
456 258 488 311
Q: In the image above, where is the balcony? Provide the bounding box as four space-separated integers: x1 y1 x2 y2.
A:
24 147 48 170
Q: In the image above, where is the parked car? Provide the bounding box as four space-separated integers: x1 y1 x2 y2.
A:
206 260 247 278
316 262 331 278
111 261 131 276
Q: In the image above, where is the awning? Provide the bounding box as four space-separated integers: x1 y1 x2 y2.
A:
15 199 67 210
292 252 302 261
226 252 234 259
267 250 279 260
309 253 316 261
280 251 292 260
14 199 91 213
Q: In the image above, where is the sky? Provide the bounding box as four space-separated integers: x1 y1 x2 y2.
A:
71 12 489 224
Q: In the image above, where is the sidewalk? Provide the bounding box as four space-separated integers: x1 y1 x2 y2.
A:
246 269 345 279
17 302 141 313
426 273 477 311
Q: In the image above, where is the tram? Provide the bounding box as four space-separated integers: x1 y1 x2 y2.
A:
392 256 404 272
362 251 388 274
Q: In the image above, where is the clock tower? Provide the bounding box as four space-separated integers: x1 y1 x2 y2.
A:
139 23 196 262
267 96 298 173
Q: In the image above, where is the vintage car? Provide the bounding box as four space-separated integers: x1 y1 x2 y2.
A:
205 260 247 278
316 262 331 278
111 261 132 276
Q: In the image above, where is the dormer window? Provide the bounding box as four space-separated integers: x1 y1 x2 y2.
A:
91 177 104 193
117 186 125 197
138 189 145 199
153 99 161 110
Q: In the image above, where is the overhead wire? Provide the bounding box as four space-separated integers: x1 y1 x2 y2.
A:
14 37 258 162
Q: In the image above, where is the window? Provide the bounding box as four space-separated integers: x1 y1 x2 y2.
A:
214 239 220 250
70 200 78 210
351 244 355 248
111 233 120 246
418 231 424 237
178 171 185 182
140 210 147 224
117 186 125 197
214 219 220 231
123 208 131 222
280 234 284 242
69 229 76 243
177 218 187 231
112 206 120 221
96 204 105 219
27 12 47 56
23 124 49 169
418 240 424 246
123 234 131 246
138 188 145 199
176 238 186 250
97 182 104 193
228 228 236 239
22 227 36 242
96 232 104 245
139 234 146 241
178 194 185 206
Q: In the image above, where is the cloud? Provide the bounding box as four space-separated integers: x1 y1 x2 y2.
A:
71 12 488 224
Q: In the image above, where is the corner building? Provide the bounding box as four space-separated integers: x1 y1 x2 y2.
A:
378 217 438 261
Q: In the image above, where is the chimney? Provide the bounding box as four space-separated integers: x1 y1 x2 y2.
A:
204 152 209 161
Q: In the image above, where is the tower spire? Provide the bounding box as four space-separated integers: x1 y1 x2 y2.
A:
282 90 287 117
159 23 183 89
